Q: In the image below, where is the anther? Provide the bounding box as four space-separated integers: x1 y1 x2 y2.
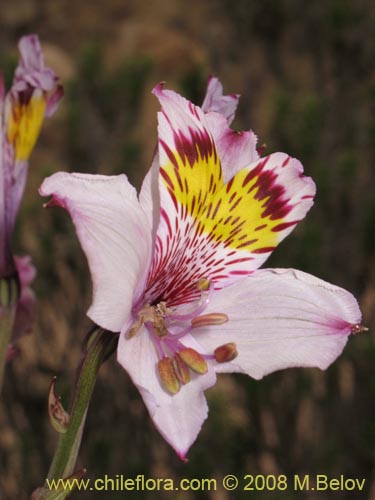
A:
125 319 142 339
157 357 180 394
178 348 208 374
351 324 369 334
214 343 238 363
191 313 229 328
172 354 191 384
196 278 210 291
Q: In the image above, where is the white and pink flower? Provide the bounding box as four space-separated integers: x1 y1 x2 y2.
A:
40 77 362 459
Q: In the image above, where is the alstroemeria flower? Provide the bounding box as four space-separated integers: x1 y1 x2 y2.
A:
40 78 362 459
0 34 62 279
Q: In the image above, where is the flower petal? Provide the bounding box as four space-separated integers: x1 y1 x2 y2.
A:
196 269 362 379
118 328 216 458
205 110 259 182
40 172 152 332
146 84 315 309
14 35 57 91
139 151 160 243
201 76 239 125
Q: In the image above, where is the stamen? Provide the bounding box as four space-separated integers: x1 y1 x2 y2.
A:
157 357 180 394
191 313 229 328
214 343 238 363
125 318 142 339
146 322 165 360
351 324 369 334
197 278 210 291
178 347 208 374
172 354 191 384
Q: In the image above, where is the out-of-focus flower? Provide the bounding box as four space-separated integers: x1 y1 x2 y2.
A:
0 34 62 279
40 78 362 459
0 35 61 371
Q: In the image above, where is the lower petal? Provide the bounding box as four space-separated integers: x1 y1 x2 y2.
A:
195 269 361 379
117 328 216 458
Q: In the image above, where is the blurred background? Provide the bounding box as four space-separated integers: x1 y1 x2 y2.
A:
0 0 373 498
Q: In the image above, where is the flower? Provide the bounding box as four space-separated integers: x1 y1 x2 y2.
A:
40 77 362 459
0 34 62 279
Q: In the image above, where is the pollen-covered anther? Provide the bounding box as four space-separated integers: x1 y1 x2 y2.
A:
172 354 191 384
191 313 229 328
157 357 180 394
351 324 369 334
196 277 210 291
178 348 208 374
214 342 238 363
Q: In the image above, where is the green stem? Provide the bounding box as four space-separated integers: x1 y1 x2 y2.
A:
46 327 117 481
0 275 19 394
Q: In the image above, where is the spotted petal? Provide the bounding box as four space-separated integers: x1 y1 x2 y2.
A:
40 172 152 332
144 85 315 307
196 269 361 379
118 328 216 458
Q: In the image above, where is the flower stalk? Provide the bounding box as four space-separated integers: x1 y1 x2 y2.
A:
0 273 19 392
46 327 117 483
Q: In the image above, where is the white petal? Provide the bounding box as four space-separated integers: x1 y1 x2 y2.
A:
196 269 361 379
118 328 216 458
139 152 160 243
40 172 152 332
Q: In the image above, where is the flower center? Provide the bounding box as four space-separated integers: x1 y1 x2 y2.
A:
126 279 237 394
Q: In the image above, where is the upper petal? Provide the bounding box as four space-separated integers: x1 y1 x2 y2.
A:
196 269 362 379
117 328 216 458
40 172 152 332
14 35 57 91
201 76 240 125
146 84 315 308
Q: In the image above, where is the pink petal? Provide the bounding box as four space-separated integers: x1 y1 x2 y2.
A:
14 34 56 92
205 110 259 182
196 269 361 379
146 92 315 306
201 76 240 125
118 328 216 457
40 172 152 332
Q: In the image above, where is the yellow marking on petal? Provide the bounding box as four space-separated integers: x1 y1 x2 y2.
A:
7 92 46 161
161 146 290 252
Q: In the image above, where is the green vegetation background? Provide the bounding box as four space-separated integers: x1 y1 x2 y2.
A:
0 0 373 498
